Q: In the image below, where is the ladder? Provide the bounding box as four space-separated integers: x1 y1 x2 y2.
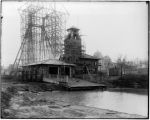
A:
85 66 93 81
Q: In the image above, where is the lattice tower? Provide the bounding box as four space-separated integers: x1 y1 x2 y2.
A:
13 3 67 70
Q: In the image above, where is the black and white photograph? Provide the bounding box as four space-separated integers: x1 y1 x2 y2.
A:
1 0 149 119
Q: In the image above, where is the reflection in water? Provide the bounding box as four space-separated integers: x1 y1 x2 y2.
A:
44 90 148 116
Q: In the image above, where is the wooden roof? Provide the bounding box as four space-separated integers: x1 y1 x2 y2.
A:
22 59 75 67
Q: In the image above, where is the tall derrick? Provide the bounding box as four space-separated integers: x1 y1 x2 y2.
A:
13 3 67 71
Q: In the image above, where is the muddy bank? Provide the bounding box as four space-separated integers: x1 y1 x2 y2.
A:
2 79 62 91
1 83 146 119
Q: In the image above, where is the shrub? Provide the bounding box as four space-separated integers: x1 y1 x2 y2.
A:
1 91 12 118
6 87 18 96
1 87 18 118
1 91 11 109
112 74 148 88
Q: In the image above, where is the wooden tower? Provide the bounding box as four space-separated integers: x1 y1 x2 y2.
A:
63 27 82 64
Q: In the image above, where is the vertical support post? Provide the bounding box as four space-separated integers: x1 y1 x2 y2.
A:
58 66 60 76
57 66 60 82
66 76 68 83
70 67 72 78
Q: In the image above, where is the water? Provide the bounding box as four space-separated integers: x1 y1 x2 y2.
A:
44 90 148 117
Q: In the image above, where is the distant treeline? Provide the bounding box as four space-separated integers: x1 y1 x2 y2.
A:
110 74 148 89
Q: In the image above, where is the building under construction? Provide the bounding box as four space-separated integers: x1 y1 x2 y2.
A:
13 3 99 82
62 27 99 76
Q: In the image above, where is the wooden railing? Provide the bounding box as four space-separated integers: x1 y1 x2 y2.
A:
44 74 69 85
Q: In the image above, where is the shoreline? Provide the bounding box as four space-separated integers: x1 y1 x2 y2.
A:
1 80 148 118
2 88 146 118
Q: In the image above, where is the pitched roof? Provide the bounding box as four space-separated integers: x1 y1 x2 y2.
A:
80 54 99 60
22 59 75 67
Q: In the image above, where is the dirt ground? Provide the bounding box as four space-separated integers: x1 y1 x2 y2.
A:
1 79 146 119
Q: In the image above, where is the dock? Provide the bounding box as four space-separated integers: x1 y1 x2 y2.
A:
43 77 107 90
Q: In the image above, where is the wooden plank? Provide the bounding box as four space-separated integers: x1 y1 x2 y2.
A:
43 77 106 90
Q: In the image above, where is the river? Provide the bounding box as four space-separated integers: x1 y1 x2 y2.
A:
42 90 148 117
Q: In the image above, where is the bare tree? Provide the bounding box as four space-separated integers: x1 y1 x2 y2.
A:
93 50 103 58
93 51 113 76
93 51 103 72
103 56 112 76
116 55 127 77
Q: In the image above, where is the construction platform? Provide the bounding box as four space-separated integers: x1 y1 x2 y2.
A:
43 77 107 91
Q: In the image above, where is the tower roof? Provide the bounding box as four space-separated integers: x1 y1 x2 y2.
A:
67 26 80 32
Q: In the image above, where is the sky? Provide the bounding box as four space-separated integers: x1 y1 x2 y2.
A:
1 2 148 67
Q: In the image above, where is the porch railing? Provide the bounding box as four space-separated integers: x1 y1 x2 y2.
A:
44 74 69 84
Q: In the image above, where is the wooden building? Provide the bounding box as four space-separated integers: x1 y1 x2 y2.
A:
22 59 75 82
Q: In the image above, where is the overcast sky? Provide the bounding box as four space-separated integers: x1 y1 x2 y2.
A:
2 2 148 67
